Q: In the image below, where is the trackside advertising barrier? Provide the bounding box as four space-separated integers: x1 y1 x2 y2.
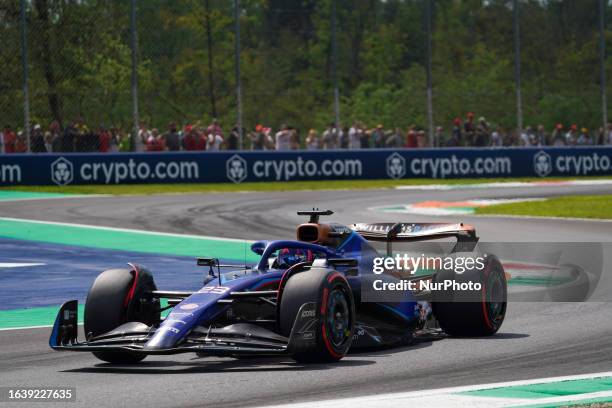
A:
0 147 611 186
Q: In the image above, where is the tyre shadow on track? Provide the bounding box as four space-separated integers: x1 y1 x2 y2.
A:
450 332 530 340
61 357 376 375
60 333 529 375
347 331 529 357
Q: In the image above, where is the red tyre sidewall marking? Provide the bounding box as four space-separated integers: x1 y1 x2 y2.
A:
124 263 140 309
320 277 348 359
481 262 493 329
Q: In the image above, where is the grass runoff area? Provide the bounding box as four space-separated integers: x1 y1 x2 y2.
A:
477 195 612 220
2 176 612 195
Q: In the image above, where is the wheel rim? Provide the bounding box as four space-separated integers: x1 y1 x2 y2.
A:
326 288 350 348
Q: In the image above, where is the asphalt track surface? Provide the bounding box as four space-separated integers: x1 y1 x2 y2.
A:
0 183 611 407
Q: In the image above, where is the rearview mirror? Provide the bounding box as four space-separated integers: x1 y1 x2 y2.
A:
197 257 218 267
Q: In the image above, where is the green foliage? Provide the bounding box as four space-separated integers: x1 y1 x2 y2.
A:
0 0 609 133
476 194 612 220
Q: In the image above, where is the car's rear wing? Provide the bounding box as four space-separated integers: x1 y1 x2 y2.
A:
349 222 478 252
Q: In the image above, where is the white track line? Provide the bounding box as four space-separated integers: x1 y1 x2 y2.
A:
0 263 45 268
0 323 83 332
395 179 612 190
0 194 109 202
262 371 612 408
0 216 250 243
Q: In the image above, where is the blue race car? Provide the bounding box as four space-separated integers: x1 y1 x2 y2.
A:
49 210 507 364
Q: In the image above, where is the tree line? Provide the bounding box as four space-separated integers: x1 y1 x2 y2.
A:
1 0 610 135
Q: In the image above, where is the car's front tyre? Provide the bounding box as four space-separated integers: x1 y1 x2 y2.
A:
279 268 355 363
84 266 159 364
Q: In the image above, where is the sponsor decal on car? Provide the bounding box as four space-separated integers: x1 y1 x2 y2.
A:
179 303 199 310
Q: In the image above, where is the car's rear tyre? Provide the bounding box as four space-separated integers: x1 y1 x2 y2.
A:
433 253 507 337
279 268 354 363
84 266 159 364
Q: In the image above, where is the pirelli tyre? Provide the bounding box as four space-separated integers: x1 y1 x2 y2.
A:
84 266 159 364
279 268 355 363
432 253 507 337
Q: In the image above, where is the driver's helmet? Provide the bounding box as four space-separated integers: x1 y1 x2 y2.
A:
277 248 313 268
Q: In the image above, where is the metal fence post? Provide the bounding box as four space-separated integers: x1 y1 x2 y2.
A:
235 0 243 150
205 0 217 118
331 0 340 130
130 0 140 150
513 0 523 136
600 0 608 131
20 0 31 152
426 0 434 146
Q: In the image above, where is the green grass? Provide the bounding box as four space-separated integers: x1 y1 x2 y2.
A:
476 195 612 220
1 176 611 195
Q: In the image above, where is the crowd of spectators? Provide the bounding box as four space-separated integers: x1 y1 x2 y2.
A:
2 112 612 153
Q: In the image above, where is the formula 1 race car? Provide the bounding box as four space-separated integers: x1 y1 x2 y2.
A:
49 210 507 364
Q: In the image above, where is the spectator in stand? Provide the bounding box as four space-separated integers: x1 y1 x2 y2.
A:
135 122 150 152
75 121 91 152
49 121 61 152
416 129 427 147
528 126 538 146
195 127 206 150
146 129 157 151
535 125 547 146
305 129 319 150
30 124 46 152
433 126 445 147
109 127 121 152
446 126 460 147
405 124 417 148
451 118 462 146
145 130 157 152
464 112 476 145
275 124 292 151
551 124 565 146
1 125 16 153
321 123 339 149
263 127 275 150
519 126 531 146
44 132 53 152
504 129 517 146
207 118 223 139
118 129 131 151
147 128 166 151
566 124 577 145
164 122 181 151
474 117 489 146
207 129 224 151
385 127 403 148
490 126 503 147
98 124 111 152
577 128 593 145
61 121 77 152
370 124 385 148
348 121 362 149
597 127 605 145
249 124 265 150
227 124 242 150
182 125 198 151
339 126 348 148
15 131 27 152
157 129 168 151
606 122 612 145
290 128 300 149
360 125 370 148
